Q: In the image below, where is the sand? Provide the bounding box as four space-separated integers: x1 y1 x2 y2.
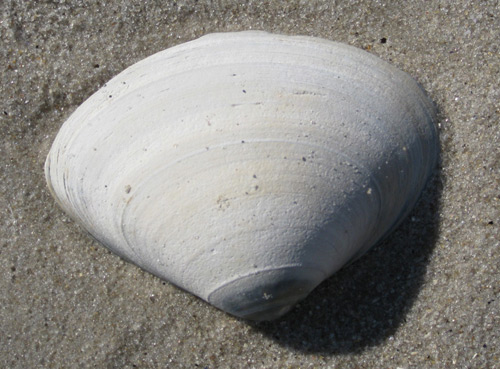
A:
0 1 498 368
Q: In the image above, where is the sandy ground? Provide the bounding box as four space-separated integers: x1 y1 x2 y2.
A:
0 1 498 368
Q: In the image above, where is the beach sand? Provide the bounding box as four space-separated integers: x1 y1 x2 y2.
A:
1 1 498 367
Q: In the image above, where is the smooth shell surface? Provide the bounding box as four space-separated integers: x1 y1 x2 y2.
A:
45 31 438 320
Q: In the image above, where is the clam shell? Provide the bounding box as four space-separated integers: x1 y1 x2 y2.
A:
45 31 438 320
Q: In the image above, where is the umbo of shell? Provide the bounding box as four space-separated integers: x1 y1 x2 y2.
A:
45 31 438 320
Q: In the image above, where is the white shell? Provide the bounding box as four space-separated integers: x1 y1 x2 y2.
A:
45 31 438 320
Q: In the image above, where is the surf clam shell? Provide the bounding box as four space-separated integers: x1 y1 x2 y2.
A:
45 31 438 321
